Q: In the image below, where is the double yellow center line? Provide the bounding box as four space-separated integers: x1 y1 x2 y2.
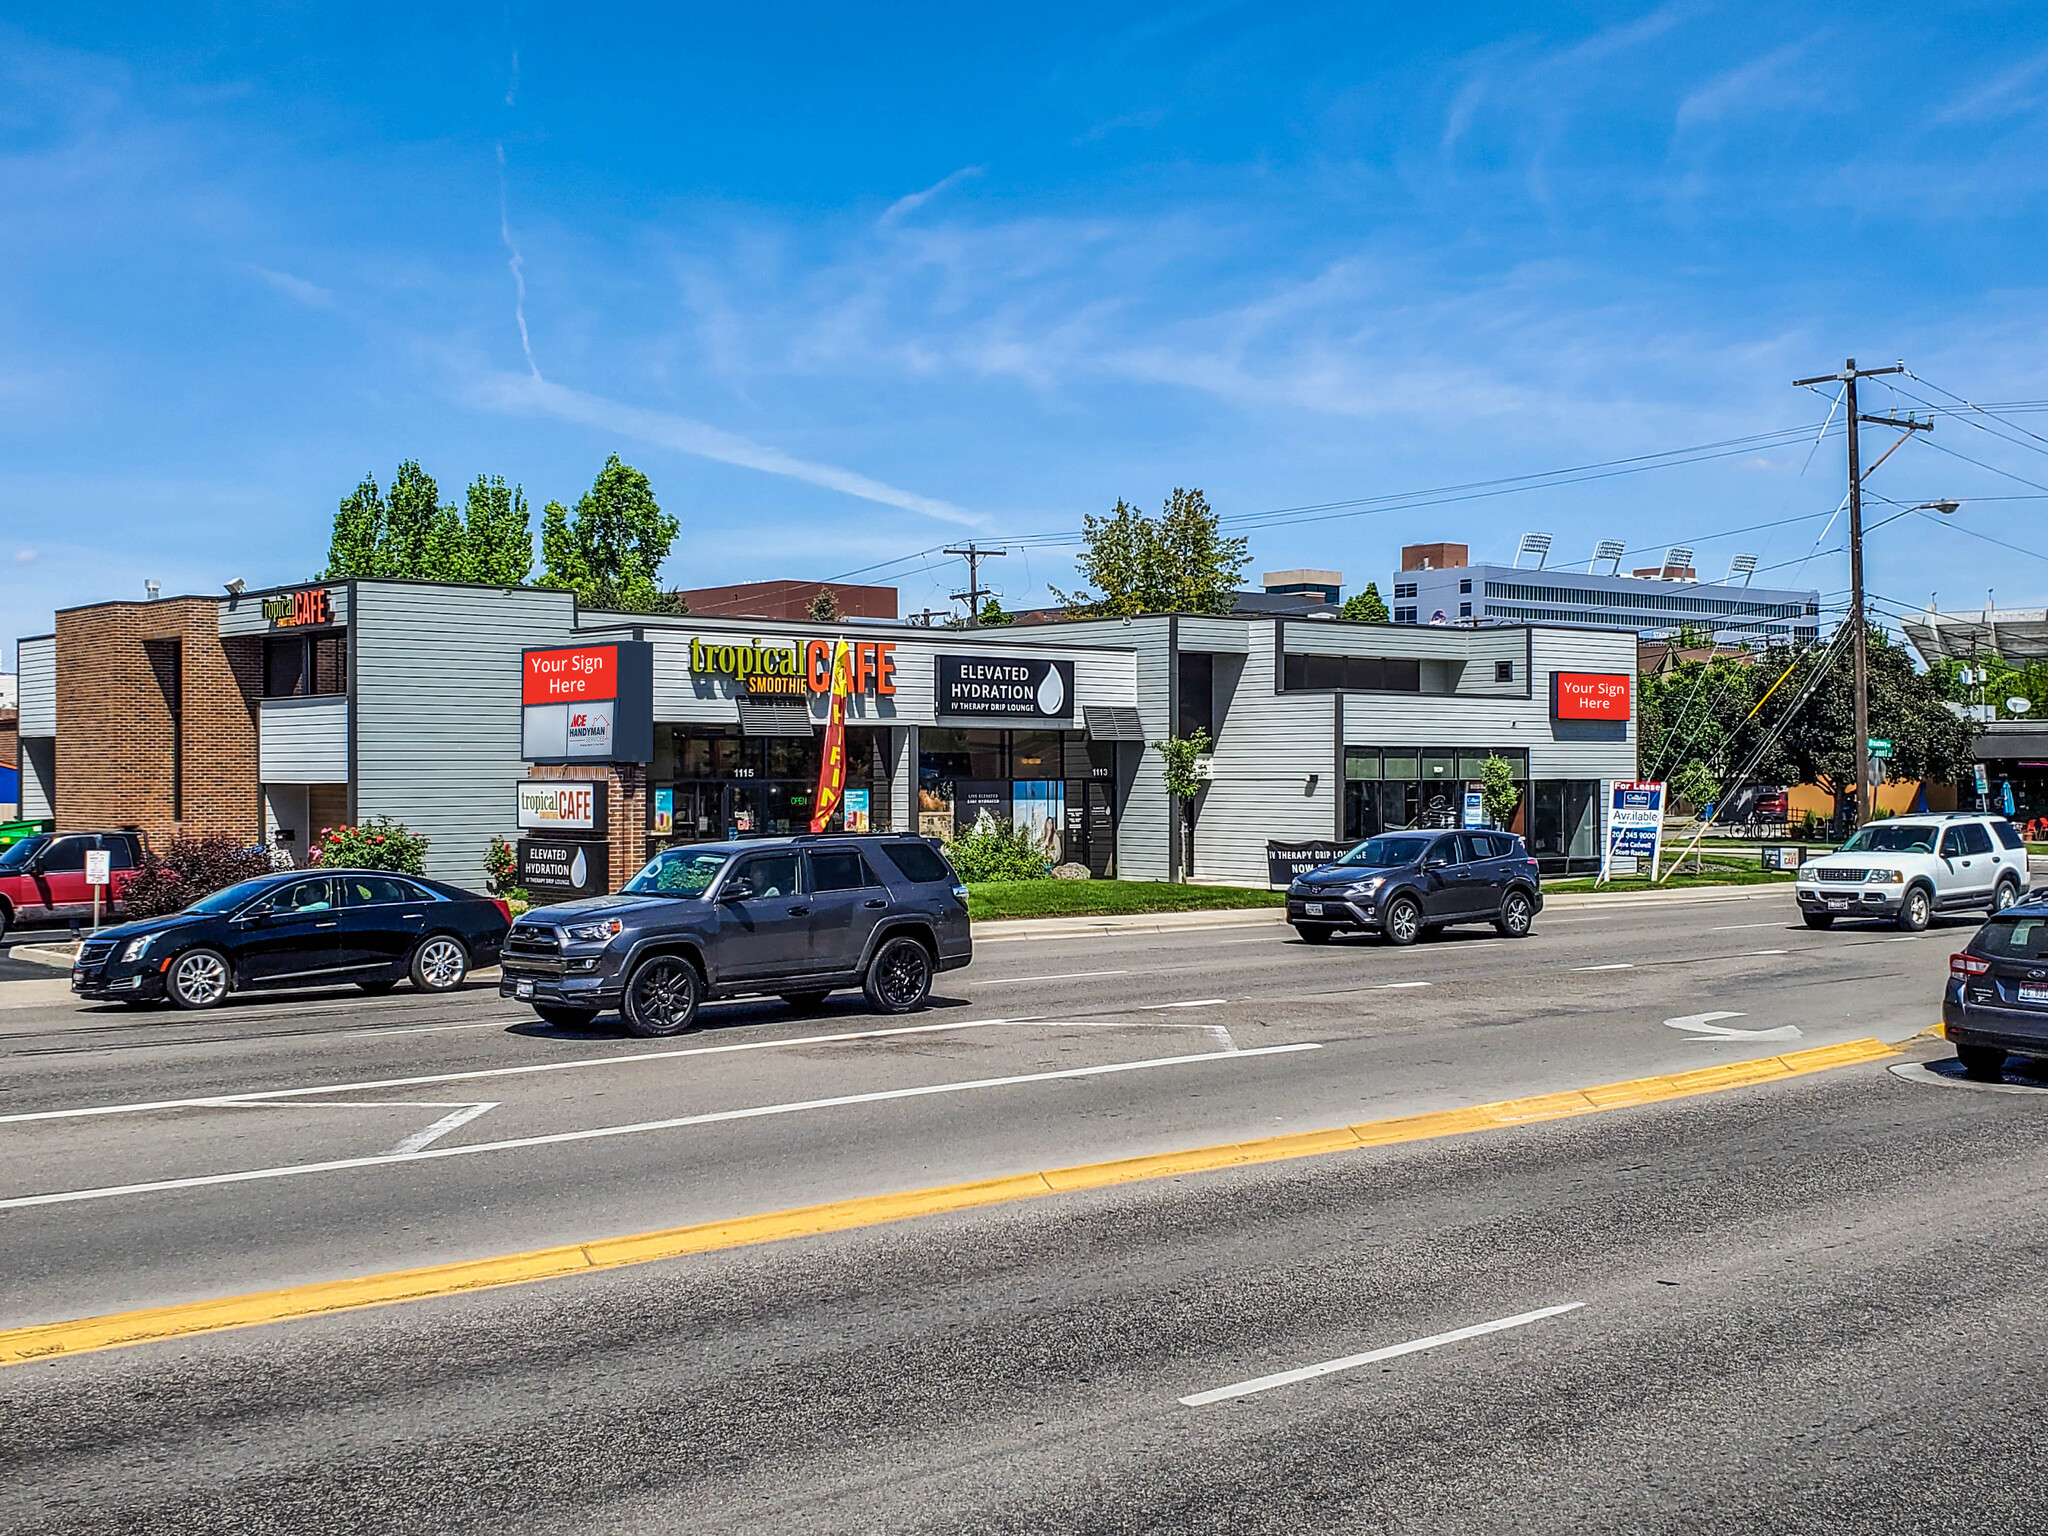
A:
0 1037 1895 1367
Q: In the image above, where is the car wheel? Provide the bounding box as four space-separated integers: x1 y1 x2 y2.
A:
1293 923 1336 945
0 904 10 944
535 1004 600 1029
166 948 231 1010
1895 886 1932 932
410 936 469 993
864 935 933 1014
1956 1043 2007 1081
1992 877 2022 914
622 955 701 1037
1382 896 1422 947
1495 889 1535 938
356 978 399 994
1802 912 1835 930
779 990 832 1010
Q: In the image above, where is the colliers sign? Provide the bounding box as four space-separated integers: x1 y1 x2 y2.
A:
936 655 1074 719
688 636 897 696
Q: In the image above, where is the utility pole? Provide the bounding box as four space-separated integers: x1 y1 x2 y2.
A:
1791 357 1931 828
904 607 951 627
944 542 1005 628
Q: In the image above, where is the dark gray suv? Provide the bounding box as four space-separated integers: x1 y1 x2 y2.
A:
498 833 972 1036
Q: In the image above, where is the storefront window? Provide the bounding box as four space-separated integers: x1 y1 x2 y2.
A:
1009 730 1062 778
1381 751 1419 780
1420 750 1456 784
1345 748 1380 780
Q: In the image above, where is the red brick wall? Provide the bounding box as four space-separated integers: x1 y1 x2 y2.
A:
523 762 648 892
53 599 260 843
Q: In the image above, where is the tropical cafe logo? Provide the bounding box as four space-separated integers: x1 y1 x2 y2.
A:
689 636 897 697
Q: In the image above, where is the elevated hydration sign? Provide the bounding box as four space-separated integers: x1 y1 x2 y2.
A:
1598 780 1665 885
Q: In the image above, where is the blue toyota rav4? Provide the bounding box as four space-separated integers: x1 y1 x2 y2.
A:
1287 828 1543 945
500 832 972 1036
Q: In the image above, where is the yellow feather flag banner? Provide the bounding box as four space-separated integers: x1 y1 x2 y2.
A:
810 638 855 832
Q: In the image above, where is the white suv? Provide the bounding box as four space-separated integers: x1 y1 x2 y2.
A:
1794 814 2030 931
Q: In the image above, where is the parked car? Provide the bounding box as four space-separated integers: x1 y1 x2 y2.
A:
71 870 510 1009
1793 813 2028 931
1287 829 1543 946
499 833 972 1037
1943 894 2048 1078
0 830 146 940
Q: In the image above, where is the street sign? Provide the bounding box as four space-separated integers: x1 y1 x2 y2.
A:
1866 737 1893 758
84 850 112 885
1598 781 1665 886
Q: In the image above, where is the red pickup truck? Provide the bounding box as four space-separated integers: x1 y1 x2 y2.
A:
0 831 147 940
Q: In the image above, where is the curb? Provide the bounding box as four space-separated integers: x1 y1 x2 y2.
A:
8 943 78 971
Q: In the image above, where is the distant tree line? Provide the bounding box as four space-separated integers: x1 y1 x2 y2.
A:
324 453 683 613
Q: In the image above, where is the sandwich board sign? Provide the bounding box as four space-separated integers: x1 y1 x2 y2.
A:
1598 781 1665 885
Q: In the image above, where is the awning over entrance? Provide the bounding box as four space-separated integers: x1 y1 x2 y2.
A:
737 698 816 737
1084 704 1145 741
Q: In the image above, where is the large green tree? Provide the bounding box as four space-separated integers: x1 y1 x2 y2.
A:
381 460 443 578
1053 488 1249 618
1342 582 1390 623
325 475 386 577
464 475 534 585
324 464 537 584
540 454 679 611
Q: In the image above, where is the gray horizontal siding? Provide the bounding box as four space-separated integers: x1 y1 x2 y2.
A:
1190 625 1334 887
17 636 55 736
259 697 349 782
353 584 580 889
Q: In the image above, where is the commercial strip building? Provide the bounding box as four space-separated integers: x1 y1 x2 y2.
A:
1390 541 1821 644
14 579 1640 892
1903 602 2048 822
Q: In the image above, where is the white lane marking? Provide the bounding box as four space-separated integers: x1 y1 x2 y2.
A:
1373 981 1431 990
1709 922 1788 931
0 1042 1322 1210
1142 999 1229 1009
1660 1011 1801 1042
385 1102 499 1155
1737 949 1790 957
1886 936 1926 943
971 970 1130 986
342 1020 523 1039
1179 1302 1585 1407
0 1018 1039 1125
1044 1021 1239 1051
1570 963 1635 972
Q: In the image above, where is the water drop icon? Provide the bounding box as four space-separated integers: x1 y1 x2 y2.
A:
569 847 588 887
1037 667 1065 715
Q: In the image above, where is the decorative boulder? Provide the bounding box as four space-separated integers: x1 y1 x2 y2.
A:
1052 862 1092 881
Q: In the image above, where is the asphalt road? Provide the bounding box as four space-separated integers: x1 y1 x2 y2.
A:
7 1034 2045 1533
0 889 1966 1328
3 887 2034 1531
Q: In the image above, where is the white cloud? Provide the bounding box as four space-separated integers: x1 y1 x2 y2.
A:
880 166 984 225
245 265 336 308
468 373 986 527
1933 51 2048 123
1676 41 1817 127
13 549 35 563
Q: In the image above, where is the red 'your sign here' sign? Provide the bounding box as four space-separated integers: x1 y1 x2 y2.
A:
1551 671 1631 720
524 646 618 705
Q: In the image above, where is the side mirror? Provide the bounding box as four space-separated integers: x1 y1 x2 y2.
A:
1424 856 1451 870
720 878 755 903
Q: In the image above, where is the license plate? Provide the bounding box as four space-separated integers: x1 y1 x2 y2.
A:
514 979 535 999
1304 902 1324 916
1826 898 1849 910
2021 985 2048 1006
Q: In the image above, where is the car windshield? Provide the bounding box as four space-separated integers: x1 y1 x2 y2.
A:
1337 834 1434 868
624 848 730 897
1979 916 2048 961
1837 824 1939 855
0 835 51 869
184 877 283 914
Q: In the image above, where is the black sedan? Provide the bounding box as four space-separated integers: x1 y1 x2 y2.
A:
72 870 510 1009
1287 829 1543 945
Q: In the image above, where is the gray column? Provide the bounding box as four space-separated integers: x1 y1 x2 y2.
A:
891 725 917 832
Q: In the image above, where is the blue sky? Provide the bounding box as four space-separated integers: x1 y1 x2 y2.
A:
5 1 2048 658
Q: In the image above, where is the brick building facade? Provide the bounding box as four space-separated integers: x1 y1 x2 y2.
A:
52 598 262 844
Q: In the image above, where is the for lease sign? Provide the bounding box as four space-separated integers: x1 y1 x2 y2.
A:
1551 671 1632 719
524 646 618 705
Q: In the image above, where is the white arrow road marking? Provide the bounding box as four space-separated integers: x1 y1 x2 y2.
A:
385 1103 500 1155
217 1098 503 1156
1660 1011 1802 1042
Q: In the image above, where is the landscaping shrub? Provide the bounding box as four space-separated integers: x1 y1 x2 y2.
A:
484 835 527 901
945 814 1053 882
121 835 275 919
314 817 430 875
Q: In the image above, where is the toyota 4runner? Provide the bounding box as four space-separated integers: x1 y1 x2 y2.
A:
1795 812 2030 931
499 833 972 1036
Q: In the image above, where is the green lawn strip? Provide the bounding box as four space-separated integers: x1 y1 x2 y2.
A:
1545 855 1796 897
967 880 1286 922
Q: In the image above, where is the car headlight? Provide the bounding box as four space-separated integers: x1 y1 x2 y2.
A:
1345 876 1385 896
1869 869 1905 884
120 933 158 962
563 918 624 943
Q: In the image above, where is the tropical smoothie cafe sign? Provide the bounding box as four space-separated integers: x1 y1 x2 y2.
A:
687 636 898 698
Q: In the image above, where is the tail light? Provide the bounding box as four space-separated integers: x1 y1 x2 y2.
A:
1951 953 1991 979
492 899 512 925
